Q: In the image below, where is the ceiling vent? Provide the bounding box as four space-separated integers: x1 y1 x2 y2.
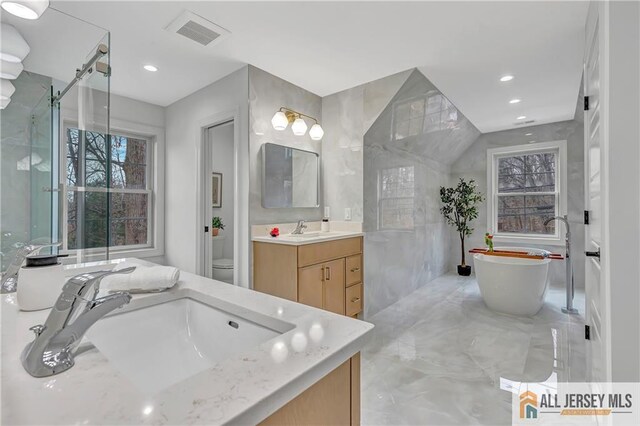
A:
165 10 230 47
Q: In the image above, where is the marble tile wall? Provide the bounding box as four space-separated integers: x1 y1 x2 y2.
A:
248 66 323 225
321 70 412 223
363 70 481 316
450 84 585 286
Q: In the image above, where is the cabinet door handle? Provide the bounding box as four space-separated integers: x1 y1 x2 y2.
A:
325 266 331 281
351 297 361 303
350 267 360 272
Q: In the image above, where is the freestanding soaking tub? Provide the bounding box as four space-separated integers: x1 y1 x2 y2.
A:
473 248 552 316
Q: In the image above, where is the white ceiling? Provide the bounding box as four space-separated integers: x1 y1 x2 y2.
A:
3 1 589 132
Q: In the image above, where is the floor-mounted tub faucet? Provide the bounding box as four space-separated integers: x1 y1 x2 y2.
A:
544 215 578 314
21 267 135 377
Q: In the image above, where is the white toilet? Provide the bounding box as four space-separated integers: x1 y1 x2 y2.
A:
211 235 234 284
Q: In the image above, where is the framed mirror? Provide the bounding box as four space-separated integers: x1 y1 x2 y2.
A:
262 143 319 208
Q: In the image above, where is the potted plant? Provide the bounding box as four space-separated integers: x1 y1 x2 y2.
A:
439 178 484 276
211 216 225 237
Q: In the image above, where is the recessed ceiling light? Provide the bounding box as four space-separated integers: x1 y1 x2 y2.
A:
509 99 521 104
528 140 537 144
1 0 49 20
500 75 514 82
517 115 527 120
143 65 158 72
525 132 533 136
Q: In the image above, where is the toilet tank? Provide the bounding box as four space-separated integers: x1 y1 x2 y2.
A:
211 235 225 259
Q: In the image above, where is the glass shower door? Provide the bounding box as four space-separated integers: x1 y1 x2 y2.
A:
61 34 111 263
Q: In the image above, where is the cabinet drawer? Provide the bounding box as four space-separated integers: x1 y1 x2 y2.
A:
297 237 362 268
345 254 362 287
345 283 363 317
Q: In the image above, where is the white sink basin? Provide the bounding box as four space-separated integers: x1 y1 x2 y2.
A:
86 295 289 394
284 231 341 239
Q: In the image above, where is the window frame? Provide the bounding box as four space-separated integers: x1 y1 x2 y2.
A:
60 118 161 259
486 140 568 246
377 166 415 231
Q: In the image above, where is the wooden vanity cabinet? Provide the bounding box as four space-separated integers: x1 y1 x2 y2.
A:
253 236 363 317
253 236 364 425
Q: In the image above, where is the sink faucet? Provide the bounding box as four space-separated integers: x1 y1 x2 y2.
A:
1 242 62 294
544 215 578 314
21 267 135 377
291 220 307 235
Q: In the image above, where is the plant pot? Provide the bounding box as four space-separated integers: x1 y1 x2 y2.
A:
457 265 471 276
212 228 219 237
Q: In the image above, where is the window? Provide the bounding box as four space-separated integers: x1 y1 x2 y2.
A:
392 92 459 141
378 166 414 230
487 141 567 245
63 127 152 251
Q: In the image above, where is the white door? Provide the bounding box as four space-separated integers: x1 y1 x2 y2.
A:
584 3 610 383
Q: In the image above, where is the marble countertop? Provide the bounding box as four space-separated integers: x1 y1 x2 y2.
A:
252 230 364 246
1 258 373 425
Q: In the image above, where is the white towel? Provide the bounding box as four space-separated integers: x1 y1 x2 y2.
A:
101 262 180 293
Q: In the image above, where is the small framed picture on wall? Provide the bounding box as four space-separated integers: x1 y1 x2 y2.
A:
212 172 222 208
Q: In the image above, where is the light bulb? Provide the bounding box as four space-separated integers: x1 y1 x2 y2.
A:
0 79 16 100
271 111 288 130
0 24 30 63
309 124 324 140
291 118 307 136
0 59 23 79
1 0 49 20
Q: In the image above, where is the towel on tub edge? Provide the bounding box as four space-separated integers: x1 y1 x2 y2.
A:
101 262 180 293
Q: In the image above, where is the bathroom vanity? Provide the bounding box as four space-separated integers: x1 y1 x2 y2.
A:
252 231 365 424
1 258 372 425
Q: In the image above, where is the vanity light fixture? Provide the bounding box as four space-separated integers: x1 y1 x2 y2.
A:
500 75 514 82
143 64 158 72
308 123 324 140
0 59 24 79
509 98 521 104
0 24 30 63
0 79 16 100
271 107 324 140
291 117 307 136
0 0 49 20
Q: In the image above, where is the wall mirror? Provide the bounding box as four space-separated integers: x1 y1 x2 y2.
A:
262 143 319 208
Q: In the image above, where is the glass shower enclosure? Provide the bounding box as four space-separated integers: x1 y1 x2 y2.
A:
0 24 112 275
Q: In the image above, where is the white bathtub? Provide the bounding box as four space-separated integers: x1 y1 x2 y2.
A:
473 248 551 316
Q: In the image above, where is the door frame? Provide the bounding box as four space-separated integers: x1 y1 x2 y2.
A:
195 108 244 286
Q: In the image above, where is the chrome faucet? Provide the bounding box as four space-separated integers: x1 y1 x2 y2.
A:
544 215 578 314
291 220 308 235
1 242 62 294
21 267 135 377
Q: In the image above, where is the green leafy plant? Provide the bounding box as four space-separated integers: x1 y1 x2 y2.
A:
440 178 484 267
211 216 225 230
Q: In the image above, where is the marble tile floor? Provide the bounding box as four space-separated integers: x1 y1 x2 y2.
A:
361 274 586 425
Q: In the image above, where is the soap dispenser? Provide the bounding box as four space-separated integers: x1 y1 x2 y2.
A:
17 254 67 311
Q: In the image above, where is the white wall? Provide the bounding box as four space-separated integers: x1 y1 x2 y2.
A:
606 0 640 382
164 67 250 287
